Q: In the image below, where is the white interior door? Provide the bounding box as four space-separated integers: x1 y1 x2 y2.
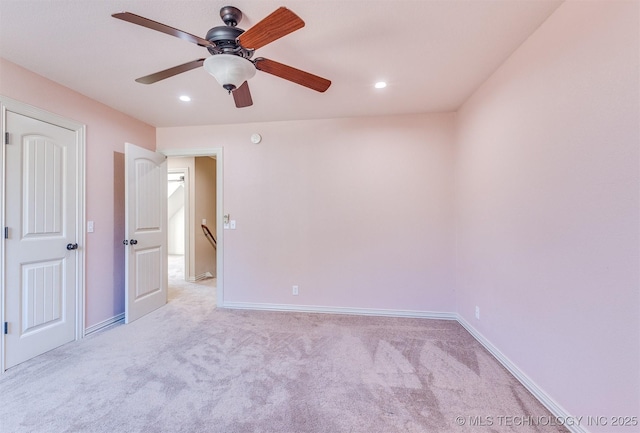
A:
125 142 167 323
4 110 79 369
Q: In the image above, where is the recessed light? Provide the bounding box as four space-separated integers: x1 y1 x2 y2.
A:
374 81 387 89
179 95 191 102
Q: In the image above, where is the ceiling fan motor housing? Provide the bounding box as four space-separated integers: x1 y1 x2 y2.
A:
205 26 252 58
205 6 252 58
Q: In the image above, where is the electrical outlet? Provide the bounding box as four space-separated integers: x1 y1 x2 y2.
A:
475 306 480 320
292 285 299 296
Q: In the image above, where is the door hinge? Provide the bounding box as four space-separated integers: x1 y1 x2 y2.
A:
4 227 7 239
4 132 9 145
3 322 7 335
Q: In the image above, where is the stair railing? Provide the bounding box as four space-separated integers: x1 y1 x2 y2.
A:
201 224 217 250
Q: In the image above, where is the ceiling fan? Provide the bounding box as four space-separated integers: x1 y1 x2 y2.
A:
112 5 331 108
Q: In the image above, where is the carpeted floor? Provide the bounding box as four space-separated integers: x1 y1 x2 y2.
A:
0 260 567 433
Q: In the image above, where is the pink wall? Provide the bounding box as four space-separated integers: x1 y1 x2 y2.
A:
157 113 456 312
455 1 639 427
4 0 637 421
0 58 156 328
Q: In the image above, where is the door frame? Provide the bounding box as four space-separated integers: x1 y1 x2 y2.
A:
161 148 223 307
0 95 86 373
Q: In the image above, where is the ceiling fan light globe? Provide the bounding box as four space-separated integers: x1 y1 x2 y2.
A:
204 54 256 91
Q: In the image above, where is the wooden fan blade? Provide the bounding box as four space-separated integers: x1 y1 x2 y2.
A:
135 59 205 84
112 12 212 47
232 82 253 108
238 7 304 50
255 58 331 92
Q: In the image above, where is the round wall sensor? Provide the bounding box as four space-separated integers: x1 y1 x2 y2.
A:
250 133 262 144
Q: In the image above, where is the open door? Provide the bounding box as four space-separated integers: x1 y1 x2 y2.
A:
124 142 167 323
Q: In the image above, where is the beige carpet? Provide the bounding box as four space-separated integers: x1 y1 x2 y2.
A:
0 268 567 432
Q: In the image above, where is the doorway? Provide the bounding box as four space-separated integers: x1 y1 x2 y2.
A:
167 168 188 282
164 150 223 307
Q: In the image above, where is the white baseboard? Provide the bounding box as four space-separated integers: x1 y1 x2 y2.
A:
456 315 588 433
84 313 125 336
223 301 458 320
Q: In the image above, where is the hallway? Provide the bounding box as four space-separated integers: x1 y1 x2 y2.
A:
168 254 216 303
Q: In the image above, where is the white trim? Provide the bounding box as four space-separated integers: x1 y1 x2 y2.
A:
84 313 125 336
0 100 5 373
0 95 86 372
76 120 86 340
223 302 458 320
456 315 588 433
161 148 223 308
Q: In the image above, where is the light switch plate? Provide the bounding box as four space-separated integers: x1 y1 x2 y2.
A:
230 220 236 229
87 221 94 233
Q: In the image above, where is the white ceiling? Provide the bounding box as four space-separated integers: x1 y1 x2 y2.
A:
0 0 563 128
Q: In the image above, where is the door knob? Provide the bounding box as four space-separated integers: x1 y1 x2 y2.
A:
66 243 78 250
123 240 129 245
130 239 138 245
